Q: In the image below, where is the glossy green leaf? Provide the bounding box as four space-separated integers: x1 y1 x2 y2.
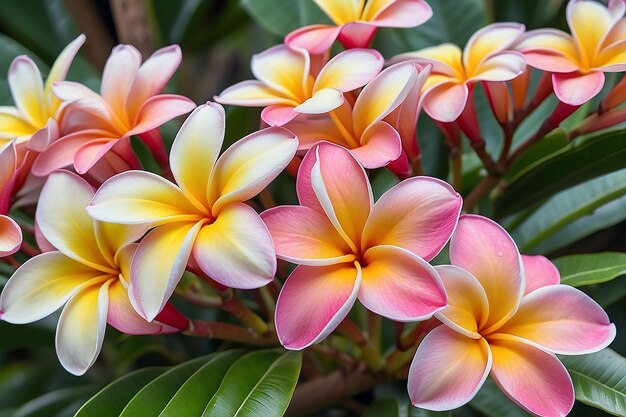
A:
241 0 327 37
470 378 530 417
0 34 47 105
586 277 626 307
372 170 400 201
560 349 626 416
203 350 302 417
495 130 626 217
158 350 243 417
363 398 400 417
74 367 167 417
553 253 626 287
506 128 569 181
14 386 95 417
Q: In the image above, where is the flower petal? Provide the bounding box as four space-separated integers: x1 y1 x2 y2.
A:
469 51 526 82
0 107 34 140
0 251 101 323
365 0 432 28
94 222 148 266
261 105 299 127
44 34 86 115
128 94 196 137
275 262 361 350
170 102 224 209
359 245 446 321
435 265 489 338
521 255 560 295
553 71 605 106
389 44 463 77
314 0 360 24
408 325 492 411
516 29 580 72
73 138 118 174
251 44 310 101
567 0 613 68
9 56 46 127
422 81 469 123
129 221 202 321
216 80 292 107
101 44 141 123
450 215 524 332
363 176 461 260
0 215 22 257
489 337 574 417
463 22 525 75
192 203 275 289
52 81 116 127
56 278 109 375
209 127 298 214
285 24 343 55
36 171 112 272
261 205 355 266
349 121 402 168
88 171 201 225
495 285 616 354
313 49 383 93
294 88 344 114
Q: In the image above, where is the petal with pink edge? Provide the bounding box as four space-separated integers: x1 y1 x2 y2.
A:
350 121 402 169
489 337 574 417
128 94 196 136
36 171 112 272
363 176 461 260
313 49 383 93
495 285 616 354
314 0 360 25
216 81 293 107
359 245 446 321
521 255 560 294
408 325 492 411
553 71 605 106
285 25 343 55
294 88 344 114
73 138 118 174
101 44 141 120
52 82 115 126
463 23 525 75
275 262 361 350
450 214 524 332
388 44 463 77
209 127 297 214
0 107 33 140
88 171 202 225
337 23 378 49
130 221 203 321
470 51 526 82
422 81 469 123
8 56 45 127
45 34 86 114
261 105 299 127
366 0 432 28
567 0 613 66
0 215 22 257
251 45 309 100
261 205 355 266
0 251 101 324
171 103 224 209
192 203 275 289
94 221 148 266
516 29 579 72
56 277 109 375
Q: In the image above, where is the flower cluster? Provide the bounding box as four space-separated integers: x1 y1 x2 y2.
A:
0 1 622 416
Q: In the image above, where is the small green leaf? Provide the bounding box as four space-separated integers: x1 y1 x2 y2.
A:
560 349 626 416
241 0 327 37
74 367 167 417
552 252 626 287
14 386 96 417
203 350 302 417
470 379 530 417
363 398 400 417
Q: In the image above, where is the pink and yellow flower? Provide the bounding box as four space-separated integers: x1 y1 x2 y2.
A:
87 102 298 322
0 171 187 375
0 142 25 257
286 0 432 54
409 215 615 416
261 142 462 350
215 45 384 126
32 44 196 176
390 23 526 123
284 61 428 170
517 0 626 106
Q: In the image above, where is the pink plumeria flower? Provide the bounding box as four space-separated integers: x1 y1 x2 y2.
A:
390 23 526 123
0 171 186 375
261 142 462 350
286 0 432 54
0 142 25 257
215 44 384 126
409 214 615 416
0 34 85 149
517 0 626 106
284 61 427 170
32 44 196 176
87 102 298 322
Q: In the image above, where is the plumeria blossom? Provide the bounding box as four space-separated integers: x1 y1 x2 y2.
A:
215 45 384 126
0 34 85 148
87 102 298 322
517 0 626 106
261 142 462 350
389 23 526 123
0 171 187 375
409 215 615 416
286 0 432 54
32 43 196 176
0 142 24 256
284 61 427 170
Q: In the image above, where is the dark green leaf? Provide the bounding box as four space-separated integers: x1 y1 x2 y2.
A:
470 378 530 417
241 0 327 37
14 386 95 417
363 398 400 417
553 252 626 287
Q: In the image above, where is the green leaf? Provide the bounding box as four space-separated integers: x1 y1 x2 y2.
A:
203 350 302 417
506 128 569 181
552 252 626 287
372 170 400 201
364 398 400 417
495 129 626 217
0 34 48 105
470 378 530 417
241 0 327 37
14 386 96 417
560 349 626 416
158 350 243 417
74 367 167 417
586 277 626 307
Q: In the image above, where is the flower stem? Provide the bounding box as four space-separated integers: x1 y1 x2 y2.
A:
184 320 278 346
337 318 384 372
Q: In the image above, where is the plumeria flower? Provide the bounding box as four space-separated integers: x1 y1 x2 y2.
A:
32 44 196 176
0 34 85 149
215 44 384 126
0 171 187 375
261 142 462 350
286 0 432 54
0 142 25 257
517 0 626 107
390 23 526 123
285 61 427 170
409 214 615 416
87 102 298 322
